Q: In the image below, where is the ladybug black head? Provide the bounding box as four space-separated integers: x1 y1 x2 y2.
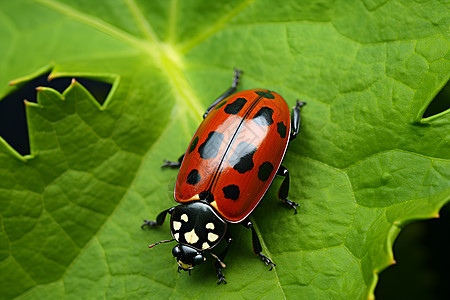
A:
172 244 205 271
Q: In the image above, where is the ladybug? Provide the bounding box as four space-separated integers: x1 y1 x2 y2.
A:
142 69 305 284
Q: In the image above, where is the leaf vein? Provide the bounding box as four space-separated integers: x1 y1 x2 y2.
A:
124 0 160 44
179 0 256 53
34 0 151 53
250 217 287 300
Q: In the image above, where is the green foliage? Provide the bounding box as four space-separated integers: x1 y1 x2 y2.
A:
0 0 449 299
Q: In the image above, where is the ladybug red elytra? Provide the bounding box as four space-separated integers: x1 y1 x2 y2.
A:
142 69 305 284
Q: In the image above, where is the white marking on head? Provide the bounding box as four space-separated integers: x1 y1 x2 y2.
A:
202 242 210 250
184 229 199 244
181 214 189 222
174 233 179 241
173 221 182 231
208 232 219 242
205 222 215 230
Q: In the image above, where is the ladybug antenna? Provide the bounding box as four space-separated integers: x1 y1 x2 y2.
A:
148 238 175 248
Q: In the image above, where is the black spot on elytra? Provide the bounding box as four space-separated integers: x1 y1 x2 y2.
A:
189 136 199 153
215 100 227 110
277 122 287 138
228 142 257 174
253 107 274 126
255 91 275 99
186 169 201 185
222 184 240 201
224 98 247 114
198 131 224 159
258 162 274 181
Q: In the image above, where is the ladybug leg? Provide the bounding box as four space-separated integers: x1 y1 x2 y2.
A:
276 166 299 214
202 68 243 118
161 154 184 169
290 100 306 142
212 231 233 284
243 219 276 270
141 207 174 228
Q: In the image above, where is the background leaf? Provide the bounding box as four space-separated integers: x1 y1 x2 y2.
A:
376 203 450 299
0 0 449 299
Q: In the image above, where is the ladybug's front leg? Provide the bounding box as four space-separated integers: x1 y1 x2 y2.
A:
242 219 276 270
211 231 233 284
276 165 299 214
141 207 174 228
161 154 185 169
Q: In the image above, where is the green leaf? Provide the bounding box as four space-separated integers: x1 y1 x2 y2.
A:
0 0 449 299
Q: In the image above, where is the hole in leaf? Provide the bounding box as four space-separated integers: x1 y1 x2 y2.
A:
0 72 112 156
376 203 450 299
422 80 450 118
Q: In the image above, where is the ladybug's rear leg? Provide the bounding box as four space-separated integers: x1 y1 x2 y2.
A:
202 68 243 118
290 100 306 142
243 219 276 270
276 166 299 214
162 68 242 167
